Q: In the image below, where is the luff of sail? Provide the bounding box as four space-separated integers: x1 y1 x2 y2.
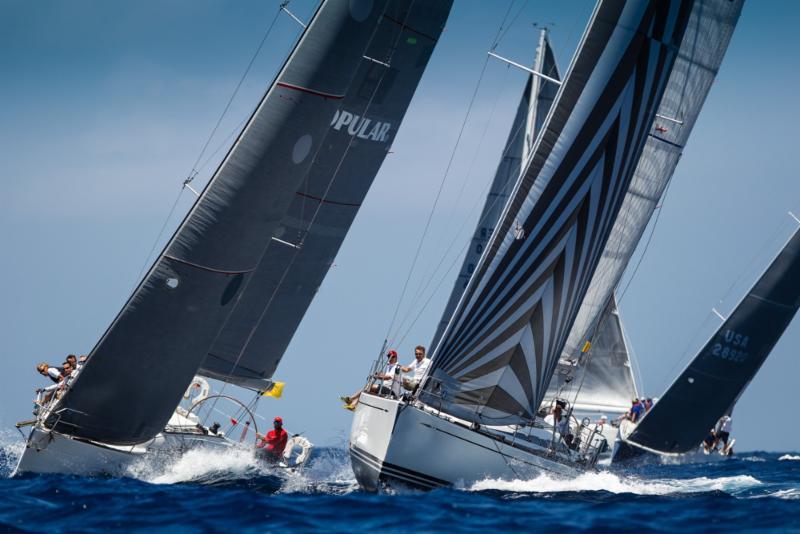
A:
420 1 696 426
48 0 452 445
561 0 743 361
544 294 638 414
624 227 800 454
429 30 560 352
197 2 452 391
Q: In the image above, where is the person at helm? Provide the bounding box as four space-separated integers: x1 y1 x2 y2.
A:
256 416 289 461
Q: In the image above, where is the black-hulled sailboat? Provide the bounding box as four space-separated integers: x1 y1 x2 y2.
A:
15 0 452 476
612 225 800 463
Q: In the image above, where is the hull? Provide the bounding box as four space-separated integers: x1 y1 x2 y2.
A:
349 393 586 492
14 427 146 476
14 426 233 477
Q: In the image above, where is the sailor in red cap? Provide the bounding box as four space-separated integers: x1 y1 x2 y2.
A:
256 416 289 461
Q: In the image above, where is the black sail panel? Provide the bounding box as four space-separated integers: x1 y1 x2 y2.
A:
420 0 696 426
198 2 452 390
625 228 800 454
49 0 452 444
429 30 560 352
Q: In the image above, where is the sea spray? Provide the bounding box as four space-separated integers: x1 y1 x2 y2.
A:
469 470 763 496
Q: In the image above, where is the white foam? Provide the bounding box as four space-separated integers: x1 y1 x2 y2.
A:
470 471 762 496
0 429 26 477
779 454 800 461
128 446 266 485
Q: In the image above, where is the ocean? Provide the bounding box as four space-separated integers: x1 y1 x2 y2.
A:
2 434 799 532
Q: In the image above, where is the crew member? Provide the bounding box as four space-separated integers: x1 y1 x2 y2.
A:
341 350 399 410
400 345 430 391
257 416 289 462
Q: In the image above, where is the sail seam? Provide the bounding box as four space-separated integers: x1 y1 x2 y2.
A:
163 255 255 275
275 81 345 99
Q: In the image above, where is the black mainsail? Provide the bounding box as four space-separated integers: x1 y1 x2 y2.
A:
420 0 696 426
429 29 560 352
621 227 800 455
48 0 452 444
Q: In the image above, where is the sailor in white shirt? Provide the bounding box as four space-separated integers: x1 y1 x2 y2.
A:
400 345 431 391
341 350 400 410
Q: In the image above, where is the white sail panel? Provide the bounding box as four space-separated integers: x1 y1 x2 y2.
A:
544 294 638 414
562 0 743 360
420 0 696 426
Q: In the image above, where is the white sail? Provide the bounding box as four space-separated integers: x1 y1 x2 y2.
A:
420 0 697 426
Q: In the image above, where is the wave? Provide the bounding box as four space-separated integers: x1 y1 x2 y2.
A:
778 454 800 461
469 471 762 496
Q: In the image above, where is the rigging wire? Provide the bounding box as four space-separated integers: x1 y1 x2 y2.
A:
391 64 514 342
384 0 530 346
131 4 287 286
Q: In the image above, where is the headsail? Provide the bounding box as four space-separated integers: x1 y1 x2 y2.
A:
49 0 452 444
429 29 560 352
544 294 637 414
420 1 695 426
624 227 800 454
561 0 743 361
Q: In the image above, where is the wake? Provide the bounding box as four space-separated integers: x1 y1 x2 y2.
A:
470 470 762 497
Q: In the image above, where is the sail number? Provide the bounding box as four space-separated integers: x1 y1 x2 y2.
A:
710 329 749 363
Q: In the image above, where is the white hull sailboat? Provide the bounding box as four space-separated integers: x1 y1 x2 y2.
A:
349 393 601 491
348 0 738 492
14 0 452 477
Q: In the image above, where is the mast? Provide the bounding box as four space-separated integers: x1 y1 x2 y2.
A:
47 0 453 445
430 29 560 352
420 0 697 427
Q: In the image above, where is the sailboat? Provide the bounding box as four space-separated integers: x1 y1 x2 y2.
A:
14 0 453 476
348 0 700 491
612 225 800 463
539 0 743 450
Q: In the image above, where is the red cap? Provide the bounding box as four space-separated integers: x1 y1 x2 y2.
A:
387 350 397 358
273 416 283 424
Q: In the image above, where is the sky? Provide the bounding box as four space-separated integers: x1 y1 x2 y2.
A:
1 1 799 453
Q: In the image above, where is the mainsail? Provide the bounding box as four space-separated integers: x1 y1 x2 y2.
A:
49 0 452 444
429 29 560 351
624 227 800 454
420 0 695 426
545 294 638 414
561 0 743 361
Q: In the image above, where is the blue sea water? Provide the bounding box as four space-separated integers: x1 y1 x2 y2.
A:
1 434 799 532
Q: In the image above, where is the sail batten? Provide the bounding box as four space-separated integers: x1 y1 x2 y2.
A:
49 0 452 444
422 1 696 426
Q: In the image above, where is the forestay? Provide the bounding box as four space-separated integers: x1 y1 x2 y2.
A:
420 0 695 426
625 227 800 454
49 0 452 444
544 294 638 414
561 0 743 360
430 30 560 352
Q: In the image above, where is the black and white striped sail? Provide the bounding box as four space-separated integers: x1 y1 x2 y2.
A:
561 0 743 362
429 30 560 352
544 294 638 414
624 227 800 454
420 1 695 426
49 0 452 445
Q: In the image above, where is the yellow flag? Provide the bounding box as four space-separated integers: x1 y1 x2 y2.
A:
262 381 285 399
581 341 592 354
